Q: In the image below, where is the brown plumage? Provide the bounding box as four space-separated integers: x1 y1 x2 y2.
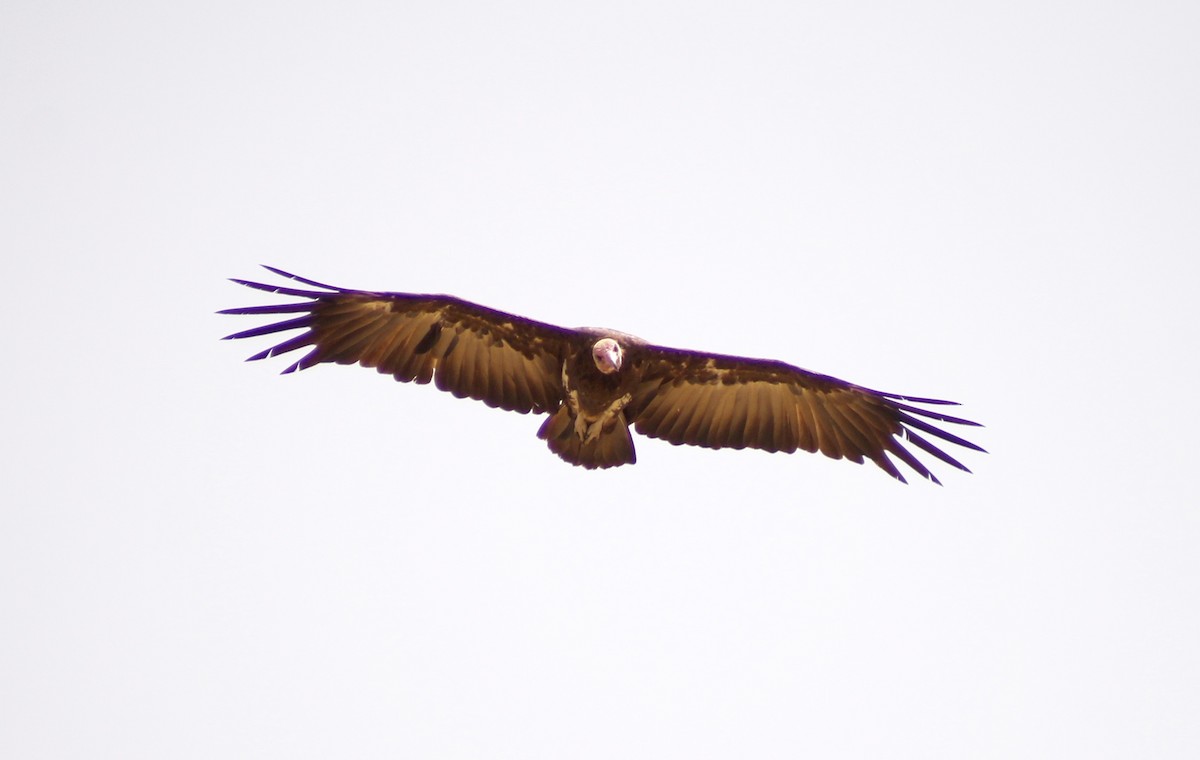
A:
221 267 984 483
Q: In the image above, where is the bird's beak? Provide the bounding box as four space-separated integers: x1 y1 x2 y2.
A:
607 346 622 373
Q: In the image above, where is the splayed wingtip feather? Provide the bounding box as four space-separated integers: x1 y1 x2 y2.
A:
260 265 345 292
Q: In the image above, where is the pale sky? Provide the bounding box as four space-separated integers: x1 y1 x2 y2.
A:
3 1 1198 758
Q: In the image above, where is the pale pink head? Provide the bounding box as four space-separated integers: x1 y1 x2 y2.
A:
591 338 623 375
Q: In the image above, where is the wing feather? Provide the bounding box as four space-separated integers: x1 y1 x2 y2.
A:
459 333 483 400
774 391 797 452
724 386 747 447
361 316 410 372
499 346 521 409
885 438 933 485
249 332 312 361
901 428 972 473
221 267 572 414
744 385 765 450
478 342 499 407
224 316 312 340
808 395 843 460
893 410 986 452
821 399 867 464
507 348 531 410
681 385 717 444
436 330 466 396
720 388 748 449
630 346 983 483
791 387 819 454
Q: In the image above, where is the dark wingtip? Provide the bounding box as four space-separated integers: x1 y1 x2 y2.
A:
880 391 962 406
225 276 330 299
258 265 345 292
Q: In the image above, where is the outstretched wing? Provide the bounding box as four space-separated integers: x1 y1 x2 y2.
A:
627 347 984 484
220 266 573 414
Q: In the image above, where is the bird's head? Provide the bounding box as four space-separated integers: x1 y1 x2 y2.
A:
591 338 623 375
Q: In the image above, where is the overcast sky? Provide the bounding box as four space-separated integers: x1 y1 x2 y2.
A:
3 1 1198 758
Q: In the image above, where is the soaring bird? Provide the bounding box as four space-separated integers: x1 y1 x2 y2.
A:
221 267 983 483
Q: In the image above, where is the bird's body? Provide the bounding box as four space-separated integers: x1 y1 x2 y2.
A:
540 329 642 468
221 267 983 483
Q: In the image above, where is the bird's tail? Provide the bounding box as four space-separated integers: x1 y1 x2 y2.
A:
537 407 636 469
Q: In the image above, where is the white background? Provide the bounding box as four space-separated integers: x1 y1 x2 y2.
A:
3 1 1198 757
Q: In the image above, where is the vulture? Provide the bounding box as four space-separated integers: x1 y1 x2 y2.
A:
221 267 983 483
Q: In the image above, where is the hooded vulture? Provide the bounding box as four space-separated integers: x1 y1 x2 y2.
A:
221 267 983 483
